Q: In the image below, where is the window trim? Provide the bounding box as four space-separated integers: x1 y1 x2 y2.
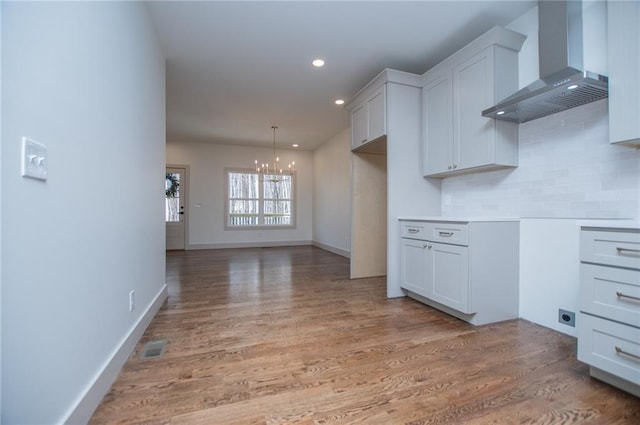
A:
223 167 297 230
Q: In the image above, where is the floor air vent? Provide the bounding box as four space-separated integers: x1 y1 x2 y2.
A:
140 339 168 360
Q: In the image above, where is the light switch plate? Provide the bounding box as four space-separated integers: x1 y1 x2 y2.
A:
21 137 48 181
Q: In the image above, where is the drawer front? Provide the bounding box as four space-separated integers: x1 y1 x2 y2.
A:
428 222 469 246
580 263 640 327
578 313 640 386
400 222 427 239
581 229 640 269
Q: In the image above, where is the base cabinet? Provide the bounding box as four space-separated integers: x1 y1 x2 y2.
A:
578 225 640 397
401 238 469 313
399 218 519 325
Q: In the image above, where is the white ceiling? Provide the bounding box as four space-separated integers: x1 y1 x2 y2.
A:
147 1 536 150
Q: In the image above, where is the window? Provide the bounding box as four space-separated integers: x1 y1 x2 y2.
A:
225 168 295 229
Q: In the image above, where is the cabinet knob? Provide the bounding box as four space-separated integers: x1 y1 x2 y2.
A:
361 139 368 144
452 164 457 169
423 244 432 249
448 165 452 170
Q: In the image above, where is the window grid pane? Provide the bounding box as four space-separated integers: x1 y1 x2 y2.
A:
226 170 294 228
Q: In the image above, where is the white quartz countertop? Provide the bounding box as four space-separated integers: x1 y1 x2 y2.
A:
578 219 640 230
398 217 639 229
398 216 520 222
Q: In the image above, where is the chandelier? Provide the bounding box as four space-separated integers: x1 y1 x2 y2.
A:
254 126 296 182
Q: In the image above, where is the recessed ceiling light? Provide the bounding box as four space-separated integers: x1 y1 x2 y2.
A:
567 84 579 90
312 59 325 67
497 111 505 116
292 144 299 148
335 99 345 105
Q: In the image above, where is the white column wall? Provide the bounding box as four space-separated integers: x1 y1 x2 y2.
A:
1 2 166 423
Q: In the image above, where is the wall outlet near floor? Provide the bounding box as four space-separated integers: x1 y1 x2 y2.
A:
558 309 575 327
129 290 135 312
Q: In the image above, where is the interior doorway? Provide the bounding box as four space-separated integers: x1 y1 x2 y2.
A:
166 166 187 250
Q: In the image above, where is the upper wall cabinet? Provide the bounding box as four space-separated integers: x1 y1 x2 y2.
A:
349 85 387 152
422 27 526 177
608 1 640 147
347 69 422 154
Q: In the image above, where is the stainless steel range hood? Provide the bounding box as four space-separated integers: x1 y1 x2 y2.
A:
483 0 608 123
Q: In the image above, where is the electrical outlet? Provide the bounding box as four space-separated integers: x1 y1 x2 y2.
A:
558 309 575 327
129 290 135 312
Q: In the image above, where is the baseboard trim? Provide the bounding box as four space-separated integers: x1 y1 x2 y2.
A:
187 240 312 250
312 241 350 258
63 284 168 425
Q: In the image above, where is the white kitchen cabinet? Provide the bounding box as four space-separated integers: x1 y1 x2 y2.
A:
578 225 640 397
400 237 469 313
400 238 429 295
349 85 386 152
347 69 427 283
423 71 453 175
607 0 640 147
422 27 525 177
399 218 519 325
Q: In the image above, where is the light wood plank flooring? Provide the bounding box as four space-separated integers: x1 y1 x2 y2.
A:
90 246 640 424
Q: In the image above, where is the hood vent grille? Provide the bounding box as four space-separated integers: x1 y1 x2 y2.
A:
484 70 608 123
483 1 608 123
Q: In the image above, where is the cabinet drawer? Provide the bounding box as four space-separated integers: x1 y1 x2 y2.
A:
400 222 427 239
580 263 640 327
578 313 640 386
400 221 469 245
428 223 468 246
581 229 640 269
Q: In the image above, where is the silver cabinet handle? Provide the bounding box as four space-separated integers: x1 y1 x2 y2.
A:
438 231 454 237
616 291 640 302
615 346 640 361
361 139 368 144
407 228 419 234
422 244 432 249
452 164 457 169
448 165 452 170
616 247 640 255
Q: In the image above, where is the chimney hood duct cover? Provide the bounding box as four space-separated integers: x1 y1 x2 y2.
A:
483 1 608 123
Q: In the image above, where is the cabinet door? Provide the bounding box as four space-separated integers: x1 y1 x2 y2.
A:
423 73 453 176
367 86 386 142
400 238 428 297
453 47 495 170
351 102 368 150
608 0 640 146
427 242 471 313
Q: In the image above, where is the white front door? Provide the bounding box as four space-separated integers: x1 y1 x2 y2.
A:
165 167 186 250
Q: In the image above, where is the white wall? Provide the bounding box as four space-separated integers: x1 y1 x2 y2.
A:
439 4 640 335
387 82 442 297
166 141 313 248
312 128 351 257
2 2 166 423
0 2 3 417
442 99 640 219
507 5 538 90
519 219 581 337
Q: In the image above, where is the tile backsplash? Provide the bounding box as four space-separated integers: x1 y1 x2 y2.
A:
442 99 640 219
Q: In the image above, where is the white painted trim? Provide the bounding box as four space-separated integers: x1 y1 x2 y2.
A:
62 284 168 425
312 241 350 259
187 240 312 250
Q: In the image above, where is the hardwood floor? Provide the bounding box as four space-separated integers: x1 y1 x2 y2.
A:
90 246 640 424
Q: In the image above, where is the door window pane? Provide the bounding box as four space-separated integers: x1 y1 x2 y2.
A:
165 172 181 222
